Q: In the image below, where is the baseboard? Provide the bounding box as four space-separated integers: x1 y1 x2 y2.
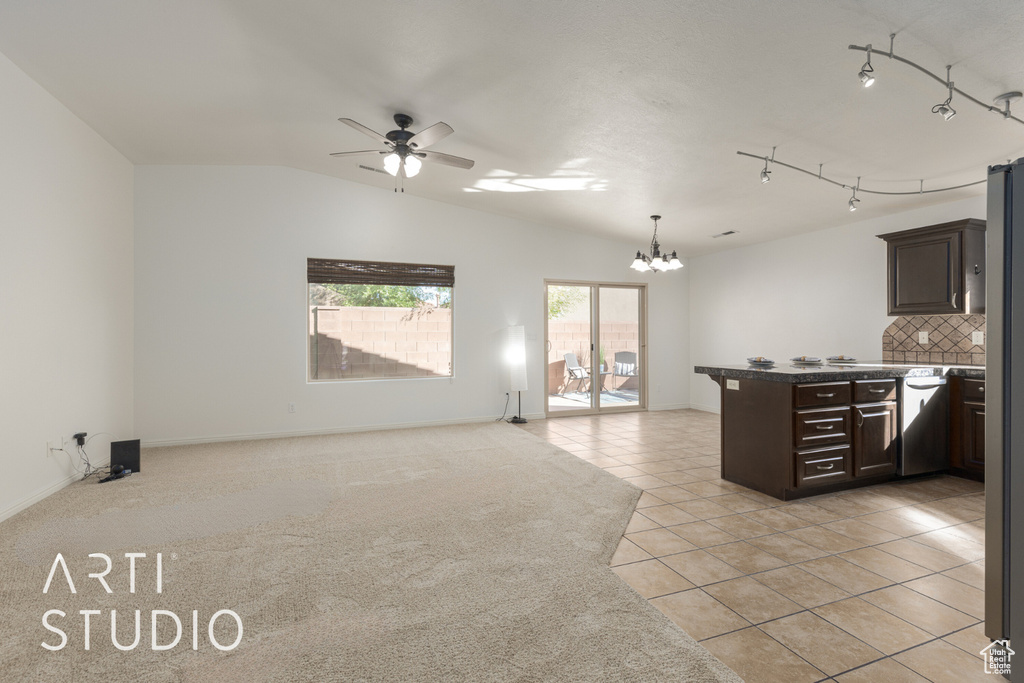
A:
689 403 721 414
0 466 98 523
648 402 691 412
142 413 546 448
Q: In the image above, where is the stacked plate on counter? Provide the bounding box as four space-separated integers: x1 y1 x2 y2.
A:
790 356 823 365
747 357 775 367
826 355 856 363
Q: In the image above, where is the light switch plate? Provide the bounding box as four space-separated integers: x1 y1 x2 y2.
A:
726 379 739 390
972 331 984 345
918 331 929 344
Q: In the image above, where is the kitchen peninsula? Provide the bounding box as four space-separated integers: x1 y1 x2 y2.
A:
695 363 984 500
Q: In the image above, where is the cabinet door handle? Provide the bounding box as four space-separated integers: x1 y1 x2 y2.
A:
816 392 836 398
816 463 836 471
953 292 957 308
869 388 887 393
815 424 835 431
857 412 864 427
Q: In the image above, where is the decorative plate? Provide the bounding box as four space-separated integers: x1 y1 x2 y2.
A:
827 355 856 362
747 357 775 366
790 356 823 364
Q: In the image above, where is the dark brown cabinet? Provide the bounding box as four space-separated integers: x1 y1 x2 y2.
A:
852 401 898 477
951 377 985 479
877 218 986 315
790 379 897 495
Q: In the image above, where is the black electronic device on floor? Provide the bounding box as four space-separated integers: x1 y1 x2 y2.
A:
110 439 141 474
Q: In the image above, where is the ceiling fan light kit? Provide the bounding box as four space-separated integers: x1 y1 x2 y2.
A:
331 113 475 190
630 215 682 273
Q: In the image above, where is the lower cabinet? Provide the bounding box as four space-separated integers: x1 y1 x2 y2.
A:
951 377 985 479
793 379 898 493
852 401 898 477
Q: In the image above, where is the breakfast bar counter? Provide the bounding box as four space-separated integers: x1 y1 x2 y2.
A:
695 362 985 500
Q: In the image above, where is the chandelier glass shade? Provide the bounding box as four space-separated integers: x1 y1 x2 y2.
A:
630 216 682 272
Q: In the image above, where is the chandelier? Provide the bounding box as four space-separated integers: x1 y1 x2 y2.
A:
630 215 682 272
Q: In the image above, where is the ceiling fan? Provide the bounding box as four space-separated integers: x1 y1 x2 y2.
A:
331 113 475 179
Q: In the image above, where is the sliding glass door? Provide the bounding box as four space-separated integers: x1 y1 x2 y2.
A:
545 281 646 415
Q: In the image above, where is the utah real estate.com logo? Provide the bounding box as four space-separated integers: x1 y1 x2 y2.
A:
982 640 1014 676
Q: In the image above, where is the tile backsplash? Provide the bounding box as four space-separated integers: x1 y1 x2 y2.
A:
882 314 985 365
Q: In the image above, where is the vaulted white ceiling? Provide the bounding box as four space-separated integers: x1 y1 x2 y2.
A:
2 0 1022 254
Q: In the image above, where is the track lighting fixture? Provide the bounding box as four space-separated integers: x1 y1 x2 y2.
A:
738 149 988 211
932 66 957 121
994 91 1023 120
858 45 875 87
629 215 682 273
849 34 1024 127
759 146 775 184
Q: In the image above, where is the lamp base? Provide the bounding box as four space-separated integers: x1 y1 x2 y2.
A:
509 416 528 424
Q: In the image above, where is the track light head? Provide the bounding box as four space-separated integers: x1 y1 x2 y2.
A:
858 47 874 87
933 104 956 121
760 168 771 183
849 196 860 212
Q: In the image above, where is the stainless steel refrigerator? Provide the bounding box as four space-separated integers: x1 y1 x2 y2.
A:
986 158 1024 670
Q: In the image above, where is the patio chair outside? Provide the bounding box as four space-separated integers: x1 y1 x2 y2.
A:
563 352 590 394
613 351 639 388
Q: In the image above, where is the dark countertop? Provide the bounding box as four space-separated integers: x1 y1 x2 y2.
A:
695 361 985 383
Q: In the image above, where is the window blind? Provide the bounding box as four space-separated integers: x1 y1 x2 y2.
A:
307 258 455 288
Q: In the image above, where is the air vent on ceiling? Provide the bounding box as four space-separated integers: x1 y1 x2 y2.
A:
358 164 390 175
711 230 738 238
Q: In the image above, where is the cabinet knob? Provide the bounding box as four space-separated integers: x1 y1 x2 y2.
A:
979 386 985 393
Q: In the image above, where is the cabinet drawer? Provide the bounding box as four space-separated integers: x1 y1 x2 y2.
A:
795 445 852 488
853 379 897 403
794 407 851 447
794 382 851 408
964 379 985 402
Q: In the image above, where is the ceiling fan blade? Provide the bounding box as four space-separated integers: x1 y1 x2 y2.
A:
338 118 390 145
408 122 454 150
418 149 475 169
329 150 384 157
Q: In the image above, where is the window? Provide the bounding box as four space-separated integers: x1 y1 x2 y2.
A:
307 258 454 381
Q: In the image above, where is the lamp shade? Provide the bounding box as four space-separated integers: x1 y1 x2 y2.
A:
507 325 528 392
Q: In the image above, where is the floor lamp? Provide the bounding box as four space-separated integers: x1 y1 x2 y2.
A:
508 325 528 424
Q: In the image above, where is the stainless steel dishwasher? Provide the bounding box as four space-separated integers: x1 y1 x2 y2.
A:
898 375 950 475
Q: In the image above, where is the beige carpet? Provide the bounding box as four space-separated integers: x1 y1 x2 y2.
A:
0 423 740 682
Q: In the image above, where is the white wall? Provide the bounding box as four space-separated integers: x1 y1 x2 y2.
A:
0 52 134 519
688 196 987 412
133 166 690 444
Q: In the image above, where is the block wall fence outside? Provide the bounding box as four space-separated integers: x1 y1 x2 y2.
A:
310 306 452 379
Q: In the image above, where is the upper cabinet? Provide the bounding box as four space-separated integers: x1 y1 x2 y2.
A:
877 218 986 316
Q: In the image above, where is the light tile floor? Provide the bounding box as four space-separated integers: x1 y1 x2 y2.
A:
519 409 989 683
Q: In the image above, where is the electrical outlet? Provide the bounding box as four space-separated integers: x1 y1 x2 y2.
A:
46 437 61 457
288 402 296 414
726 379 740 390
918 331 929 345
972 331 984 345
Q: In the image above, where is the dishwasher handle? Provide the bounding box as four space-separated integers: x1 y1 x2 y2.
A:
904 377 947 390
